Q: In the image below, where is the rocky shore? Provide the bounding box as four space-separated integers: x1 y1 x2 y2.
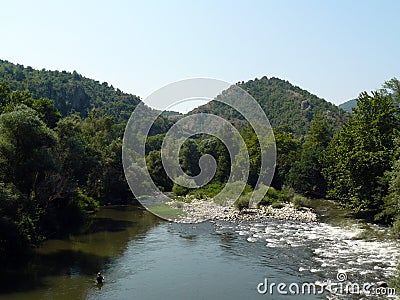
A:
166 199 318 224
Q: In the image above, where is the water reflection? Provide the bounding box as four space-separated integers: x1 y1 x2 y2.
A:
0 206 161 299
0 203 398 300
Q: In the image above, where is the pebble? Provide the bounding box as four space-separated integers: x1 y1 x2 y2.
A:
166 199 318 224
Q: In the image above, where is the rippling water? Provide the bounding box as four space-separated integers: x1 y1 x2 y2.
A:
0 203 398 300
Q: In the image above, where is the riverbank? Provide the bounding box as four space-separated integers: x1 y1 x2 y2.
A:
166 199 318 223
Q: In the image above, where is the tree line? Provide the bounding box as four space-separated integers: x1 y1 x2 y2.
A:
1 66 400 264
146 78 400 235
0 82 133 263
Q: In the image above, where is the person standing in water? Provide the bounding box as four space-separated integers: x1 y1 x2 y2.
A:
96 272 105 284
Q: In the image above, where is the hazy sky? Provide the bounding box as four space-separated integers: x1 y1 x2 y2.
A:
1 0 399 112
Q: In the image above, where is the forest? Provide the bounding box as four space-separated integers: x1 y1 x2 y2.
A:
1 59 400 266
148 78 400 224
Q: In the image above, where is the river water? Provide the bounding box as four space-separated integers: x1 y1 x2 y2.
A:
0 201 398 299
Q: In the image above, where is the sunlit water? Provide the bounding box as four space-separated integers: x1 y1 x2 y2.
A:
0 202 398 300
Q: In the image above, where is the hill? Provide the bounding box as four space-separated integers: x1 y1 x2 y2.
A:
339 99 357 113
0 60 349 136
0 59 141 122
189 77 349 135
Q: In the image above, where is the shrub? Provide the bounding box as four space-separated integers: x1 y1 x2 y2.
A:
291 194 312 209
189 183 224 199
259 187 285 206
271 202 285 209
172 183 189 196
234 194 250 211
392 218 400 239
75 189 99 212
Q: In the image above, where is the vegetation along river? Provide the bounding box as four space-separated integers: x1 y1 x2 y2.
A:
0 200 398 300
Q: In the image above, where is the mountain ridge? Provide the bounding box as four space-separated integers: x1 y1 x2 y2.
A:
187 76 349 135
0 60 349 135
339 99 357 113
0 59 141 122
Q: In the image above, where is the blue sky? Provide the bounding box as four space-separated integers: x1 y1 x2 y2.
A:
1 0 399 112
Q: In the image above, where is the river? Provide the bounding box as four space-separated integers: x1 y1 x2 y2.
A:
0 201 398 299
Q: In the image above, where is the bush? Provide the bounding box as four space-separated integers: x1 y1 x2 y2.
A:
189 183 224 199
173 183 189 196
271 202 285 209
291 194 312 209
75 189 99 212
259 187 287 206
234 195 250 211
392 218 400 238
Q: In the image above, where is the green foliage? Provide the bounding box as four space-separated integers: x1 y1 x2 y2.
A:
0 183 37 257
0 80 135 259
234 194 251 210
74 189 99 212
271 202 285 209
0 83 61 128
146 150 173 192
2 58 400 262
239 126 261 188
376 145 400 227
271 130 301 189
189 183 225 199
198 137 230 183
259 187 289 206
190 76 349 136
291 194 312 209
145 133 166 155
31 97 61 128
0 59 139 121
179 139 201 176
339 99 357 114
172 183 189 196
287 117 332 197
55 113 132 204
0 105 58 194
322 90 400 211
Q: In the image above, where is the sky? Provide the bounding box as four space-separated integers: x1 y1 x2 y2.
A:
1 0 399 112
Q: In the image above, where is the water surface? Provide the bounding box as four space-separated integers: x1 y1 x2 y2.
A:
0 202 398 299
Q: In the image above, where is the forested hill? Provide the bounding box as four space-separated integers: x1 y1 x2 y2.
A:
0 59 141 122
339 99 357 113
189 77 349 135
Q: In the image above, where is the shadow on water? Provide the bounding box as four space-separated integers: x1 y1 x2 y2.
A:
307 199 354 225
0 250 109 293
0 205 162 296
83 217 136 234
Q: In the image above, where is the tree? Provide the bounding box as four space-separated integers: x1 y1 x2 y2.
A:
0 106 65 257
199 137 230 184
271 129 301 189
0 82 61 128
145 133 165 155
287 117 332 197
179 139 201 177
0 183 36 259
376 152 400 226
146 150 173 191
239 126 261 188
322 91 400 210
31 97 62 128
0 105 58 195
